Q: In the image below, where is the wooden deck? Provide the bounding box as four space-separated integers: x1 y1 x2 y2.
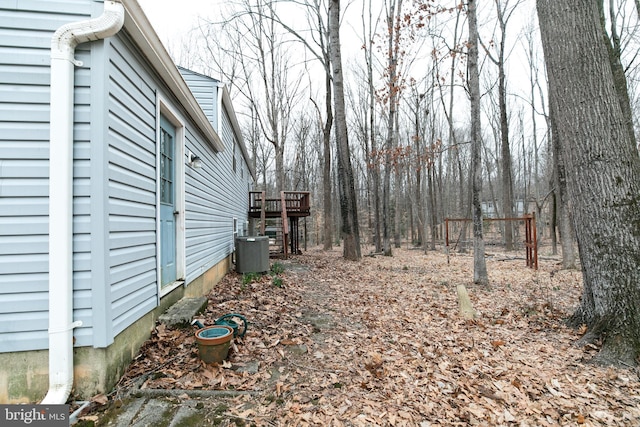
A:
248 191 311 219
248 191 311 258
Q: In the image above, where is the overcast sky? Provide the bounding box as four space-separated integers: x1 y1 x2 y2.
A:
134 0 544 135
137 0 216 44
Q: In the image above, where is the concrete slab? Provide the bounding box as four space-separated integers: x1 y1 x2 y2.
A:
233 360 260 374
127 398 173 427
168 401 199 427
158 297 208 328
108 398 145 427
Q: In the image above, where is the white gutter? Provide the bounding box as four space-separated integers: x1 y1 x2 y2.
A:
43 0 125 405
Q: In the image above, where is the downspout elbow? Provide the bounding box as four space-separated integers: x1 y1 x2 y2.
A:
51 1 125 62
43 0 124 405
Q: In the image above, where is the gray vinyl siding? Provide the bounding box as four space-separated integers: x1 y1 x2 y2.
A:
0 1 93 352
106 34 158 338
1 0 250 354
70 46 95 346
185 125 229 281
180 70 252 284
180 69 218 130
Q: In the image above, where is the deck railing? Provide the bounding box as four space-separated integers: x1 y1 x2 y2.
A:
249 191 310 217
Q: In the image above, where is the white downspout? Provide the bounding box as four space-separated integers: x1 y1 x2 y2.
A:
43 0 124 405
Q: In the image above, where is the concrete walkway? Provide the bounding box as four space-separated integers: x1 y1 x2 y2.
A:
97 389 257 426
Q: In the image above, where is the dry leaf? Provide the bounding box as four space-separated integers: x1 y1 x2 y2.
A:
503 409 516 422
103 248 640 426
91 394 108 405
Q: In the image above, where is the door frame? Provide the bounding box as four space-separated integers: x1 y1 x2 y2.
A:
155 98 186 298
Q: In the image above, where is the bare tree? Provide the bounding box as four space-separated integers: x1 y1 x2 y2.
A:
426 79 442 251
360 0 383 253
519 22 577 267
309 0 335 251
468 0 488 285
348 64 377 248
290 113 314 190
259 0 336 249
379 0 403 255
329 0 361 260
537 0 640 366
406 81 428 247
480 0 523 250
198 0 303 192
431 4 469 250
247 103 273 190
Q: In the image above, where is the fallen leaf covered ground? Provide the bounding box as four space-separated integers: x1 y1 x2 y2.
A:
97 246 640 426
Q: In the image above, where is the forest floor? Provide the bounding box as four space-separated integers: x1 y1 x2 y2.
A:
88 246 640 426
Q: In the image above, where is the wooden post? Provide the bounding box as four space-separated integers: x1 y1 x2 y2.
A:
524 213 538 270
260 191 266 236
280 191 289 259
456 284 478 319
445 218 450 264
532 212 538 269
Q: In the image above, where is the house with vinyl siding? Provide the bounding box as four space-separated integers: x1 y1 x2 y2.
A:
0 0 254 403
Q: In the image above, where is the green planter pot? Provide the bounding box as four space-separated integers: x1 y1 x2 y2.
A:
195 325 233 363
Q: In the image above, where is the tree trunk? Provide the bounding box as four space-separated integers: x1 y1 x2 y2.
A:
382 0 403 256
496 14 514 250
329 0 361 261
393 136 402 248
468 0 488 285
364 0 382 253
322 70 333 250
413 90 424 247
484 0 515 249
407 161 415 244
383 150 393 256
372 144 382 252
482 139 499 219
428 165 437 250
537 0 640 366
456 148 468 253
428 77 439 251
598 0 636 147
549 190 558 255
550 108 576 268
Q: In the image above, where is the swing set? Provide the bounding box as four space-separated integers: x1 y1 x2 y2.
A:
444 213 538 269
